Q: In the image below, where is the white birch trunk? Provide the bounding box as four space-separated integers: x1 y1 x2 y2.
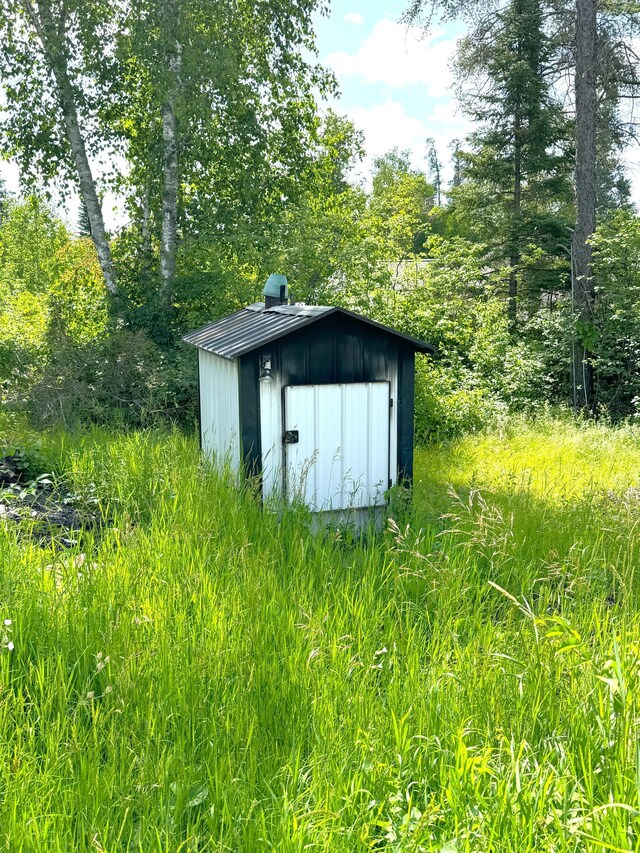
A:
24 0 118 297
160 43 182 316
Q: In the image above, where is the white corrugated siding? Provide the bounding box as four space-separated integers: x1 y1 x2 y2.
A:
284 382 390 511
198 350 241 471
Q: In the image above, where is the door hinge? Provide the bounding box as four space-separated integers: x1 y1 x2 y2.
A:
389 398 393 408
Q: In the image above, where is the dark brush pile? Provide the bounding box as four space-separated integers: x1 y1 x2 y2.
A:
0 455 102 546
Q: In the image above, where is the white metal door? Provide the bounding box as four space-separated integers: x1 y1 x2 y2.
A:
284 382 390 511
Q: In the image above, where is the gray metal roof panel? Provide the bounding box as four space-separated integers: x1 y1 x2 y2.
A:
182 303 434 358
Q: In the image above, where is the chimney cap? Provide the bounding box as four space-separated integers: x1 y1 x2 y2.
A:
263 273 288 301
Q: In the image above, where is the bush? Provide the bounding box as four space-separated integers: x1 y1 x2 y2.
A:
414 356 506 442
27 330 198 428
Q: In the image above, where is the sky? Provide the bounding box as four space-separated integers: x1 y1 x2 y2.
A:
313 0 470 187
2 1 640 225
316 0 640 203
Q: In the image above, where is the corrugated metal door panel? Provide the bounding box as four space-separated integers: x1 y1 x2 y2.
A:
284 382 390 511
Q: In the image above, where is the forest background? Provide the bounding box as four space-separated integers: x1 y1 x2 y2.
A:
1 0 639 440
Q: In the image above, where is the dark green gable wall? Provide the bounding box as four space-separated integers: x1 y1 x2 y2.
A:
239 313 417 487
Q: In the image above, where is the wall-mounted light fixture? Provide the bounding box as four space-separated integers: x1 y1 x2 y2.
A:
259 352 273 382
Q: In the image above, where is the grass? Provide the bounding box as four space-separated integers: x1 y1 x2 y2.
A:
0 414 640 851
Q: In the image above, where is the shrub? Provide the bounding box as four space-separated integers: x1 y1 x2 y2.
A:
27 330 198 428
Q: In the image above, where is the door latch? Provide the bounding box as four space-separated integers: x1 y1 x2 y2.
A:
284 430 299 444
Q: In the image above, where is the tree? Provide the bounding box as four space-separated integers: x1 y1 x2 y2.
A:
113 0 334 337
572 0 597 410
406 0 640 410
450 0 573 328
425 137 442 205
0 177 11 225
77 198 92 237
0 0 118 296
260 112 373 304
367 150 435 260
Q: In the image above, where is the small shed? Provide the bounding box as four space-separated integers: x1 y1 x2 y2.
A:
183 275 434 514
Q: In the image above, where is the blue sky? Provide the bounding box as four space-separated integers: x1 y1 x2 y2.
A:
315 1 640 204
313 0 470 186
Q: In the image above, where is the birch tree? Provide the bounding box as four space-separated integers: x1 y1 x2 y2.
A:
115 0 333 336
0 0 118 296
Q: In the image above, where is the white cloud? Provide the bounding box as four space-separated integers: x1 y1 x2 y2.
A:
344 98 472 188
343 12 364 25
326 18 459 98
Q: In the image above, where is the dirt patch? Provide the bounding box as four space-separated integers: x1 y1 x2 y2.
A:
0 461 104 547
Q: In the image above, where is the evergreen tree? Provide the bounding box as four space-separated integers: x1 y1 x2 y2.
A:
0 176 10 225
450 0 573 327
77 197 92 237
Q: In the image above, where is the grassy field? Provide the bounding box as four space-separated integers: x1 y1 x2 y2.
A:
1 415 640 851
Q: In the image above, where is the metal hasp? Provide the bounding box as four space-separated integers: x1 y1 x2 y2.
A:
183 277 435 516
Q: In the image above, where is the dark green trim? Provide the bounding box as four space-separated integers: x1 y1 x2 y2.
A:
197 351 202 451
239 354 262 479
397 347 415 484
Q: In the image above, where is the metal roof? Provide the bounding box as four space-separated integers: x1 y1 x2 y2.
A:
183 302 435 360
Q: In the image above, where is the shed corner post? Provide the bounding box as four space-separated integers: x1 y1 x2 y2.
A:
397 347 416 486
196 348 203 451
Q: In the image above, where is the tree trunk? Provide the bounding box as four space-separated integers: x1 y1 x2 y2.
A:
572 0 597 412
160 43 182 320
25 0 118 297
58 80 118 296
509 113 522 331
26 1 117 296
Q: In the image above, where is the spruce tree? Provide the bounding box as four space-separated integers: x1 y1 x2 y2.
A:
77 197 92 237
450 0 573 328
0 176 10 225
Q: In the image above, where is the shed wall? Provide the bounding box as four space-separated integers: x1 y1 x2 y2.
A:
198 350 241 471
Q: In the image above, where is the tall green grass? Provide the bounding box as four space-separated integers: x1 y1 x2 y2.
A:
0 415 640 851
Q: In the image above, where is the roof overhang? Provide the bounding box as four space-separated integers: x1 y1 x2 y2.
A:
183 303 435 359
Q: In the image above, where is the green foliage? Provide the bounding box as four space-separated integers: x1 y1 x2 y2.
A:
0 419 639 847
112 0 336 311
368 149 435 258
450 0 573 316
0 198 72 395
26 329 197 428
591 211 640 417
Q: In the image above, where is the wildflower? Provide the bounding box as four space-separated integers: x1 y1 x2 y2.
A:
104 685 113 694
87 691 95 700
7 642 13 652
4 619 11 627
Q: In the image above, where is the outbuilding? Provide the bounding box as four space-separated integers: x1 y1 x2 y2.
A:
183 275 434 516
